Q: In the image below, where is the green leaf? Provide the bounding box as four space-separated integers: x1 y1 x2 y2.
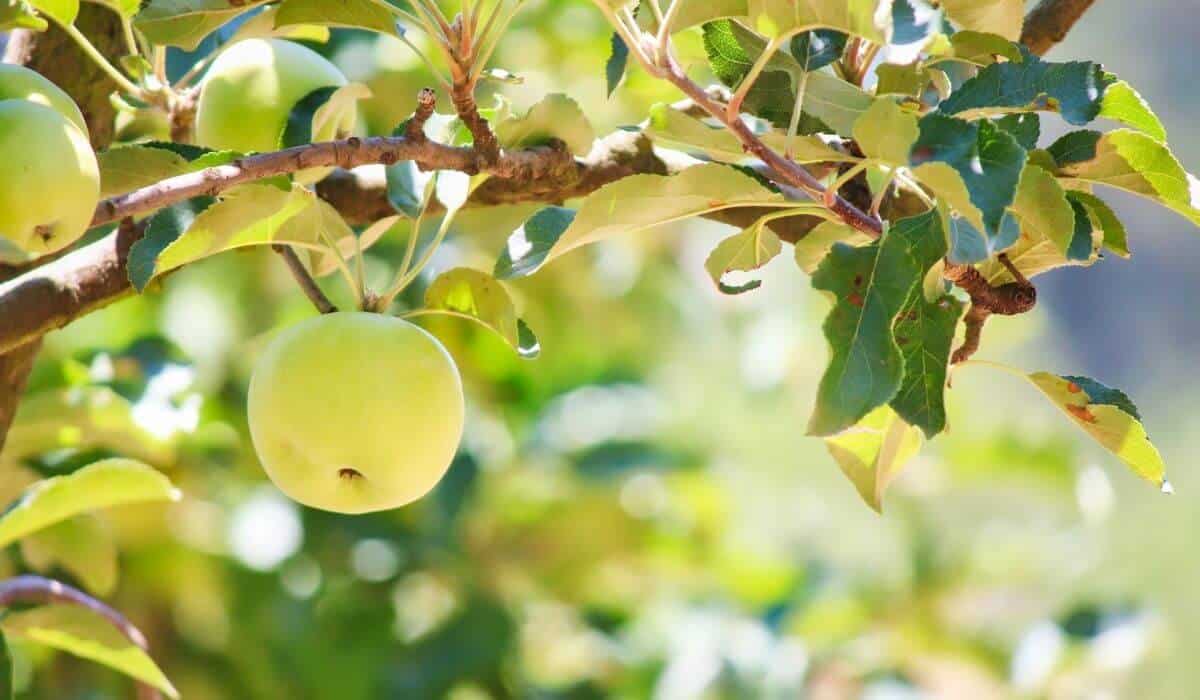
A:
825 406 923 513
885 210 959 436
940 0 1023 41
890 291 963 437
605 32 629 97
1069 190 1129 258
128 184 316 291
793 221 870 273
494 94 595 157
808 210 943 436
0 0 48 31
0 459 179 549
702 19 873 134
21 516 118 596
228 5 330 43
645 102 850 164
1098 78 1167 142
944 211 989 264
90 0 138 19
0 629 11 700
789 29 846 71
947 30 1023 64
910 115 1026 240
278 198 361 276
704 215 784 294
1009 162 1076 255
1015 370 1166 486
423 268 539 358
135 0 269 50
852 98 918 165
281 83 369 149
747 0 891 42
28 0 76 25
938 47 1116 125
3 605 178 698
995 113 1040 150
1050 129 1200 226
273 0 399 35
976 206 1100 283
543 163 784 266
668 0 747 32
385 159 433 218
874 63 931 97
97 143 242 198
495 206 575 280
891 0 940 46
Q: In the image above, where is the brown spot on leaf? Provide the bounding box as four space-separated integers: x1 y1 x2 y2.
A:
1067 381 1082 393
1066 404 1098 424
853 274 863 287
848 292 864 308
707 200 725 208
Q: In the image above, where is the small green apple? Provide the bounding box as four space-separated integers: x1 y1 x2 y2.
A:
0 64 88 136
195 38 355 182
0 100 100 260
247 312 465 514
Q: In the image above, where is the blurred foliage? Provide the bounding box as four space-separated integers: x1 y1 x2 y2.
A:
3 1 1199 698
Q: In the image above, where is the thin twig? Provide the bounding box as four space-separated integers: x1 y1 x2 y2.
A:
0 575 164 700
273 246 337 314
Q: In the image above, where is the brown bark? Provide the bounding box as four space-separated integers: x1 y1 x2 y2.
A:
1021 0 1097 57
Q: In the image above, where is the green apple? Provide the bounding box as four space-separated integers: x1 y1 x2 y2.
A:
195 38 355 183
0 100 100 260
0 64 88 136
247 313 465 514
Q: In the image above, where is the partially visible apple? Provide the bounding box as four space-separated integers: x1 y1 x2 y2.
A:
195 38 355 183
0 100 100 260
0 64 88 136
247 313 465 514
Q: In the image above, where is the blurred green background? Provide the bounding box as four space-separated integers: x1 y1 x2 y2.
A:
3 1 1199 698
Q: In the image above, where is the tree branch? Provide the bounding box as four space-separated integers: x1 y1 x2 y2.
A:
0 575 163 700
1020 0 1097 56
273 245 337 314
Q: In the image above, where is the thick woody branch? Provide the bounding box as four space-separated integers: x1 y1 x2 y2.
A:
1021 0 1097 57
0 575 163 700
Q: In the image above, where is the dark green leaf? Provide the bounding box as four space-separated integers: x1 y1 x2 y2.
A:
910 115 1026 240
605 32 629 98
995 113 1040 150
1066 197 1095 261
0 629 10 700
891 0 940 45
1069 190 1129 258
808 211 944 436
1046 129 1102 166
127 197 215 291
939 47 1115 125
789 29 846 71
281 86 340 149
385 159 430 218
495 206 575 280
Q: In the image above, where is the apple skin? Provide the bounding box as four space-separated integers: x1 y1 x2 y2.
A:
0 64 88 136
0 100 100 260
195 38 355 183
247 312 465 514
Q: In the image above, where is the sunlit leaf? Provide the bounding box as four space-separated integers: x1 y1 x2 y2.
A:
423 268 539 358
0 458 179 549
793 220 870 273
747 0 891 43
273 0 398 35
1009 163 1076 255
495 206 575 280
27 0 76 25
825 406 923 512
940 0 1023 41
228 5 330 43
21 516 118 596
852 98 918 165
645 102 849 163
704 215 784 294
135 0 269 50
495 94 595 157
605 31 629 97
3 606 178 698
1098 78 1167 142
1069 190 1129 258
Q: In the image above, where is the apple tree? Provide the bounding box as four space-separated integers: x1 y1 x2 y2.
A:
0 0 1194 695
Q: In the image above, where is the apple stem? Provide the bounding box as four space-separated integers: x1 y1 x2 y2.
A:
273 245 337 315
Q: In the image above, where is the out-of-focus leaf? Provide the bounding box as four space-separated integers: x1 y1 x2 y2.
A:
0 458 179 549
228 5 330 42
135 0 269 50
21 516 118 595
27 0 75 25
605 32 628 97
825 406 923 512
0 0 47 31
0 629 10 700
2 606 178 698
423 268 539 358
281 83 369 149
645 102 849 163
310 211 394 278
494 94 595 157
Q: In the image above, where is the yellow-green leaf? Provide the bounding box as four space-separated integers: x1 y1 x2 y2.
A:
825 406 923 512
20 516 118 596
3 606 178 698
423 268 539 358
0 459 179 549
1009 163 1076 255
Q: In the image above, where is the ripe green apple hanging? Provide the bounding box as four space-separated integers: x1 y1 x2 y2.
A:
0 101 100 260
0 63 88 136
247 313 465 514
194 38 356 183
